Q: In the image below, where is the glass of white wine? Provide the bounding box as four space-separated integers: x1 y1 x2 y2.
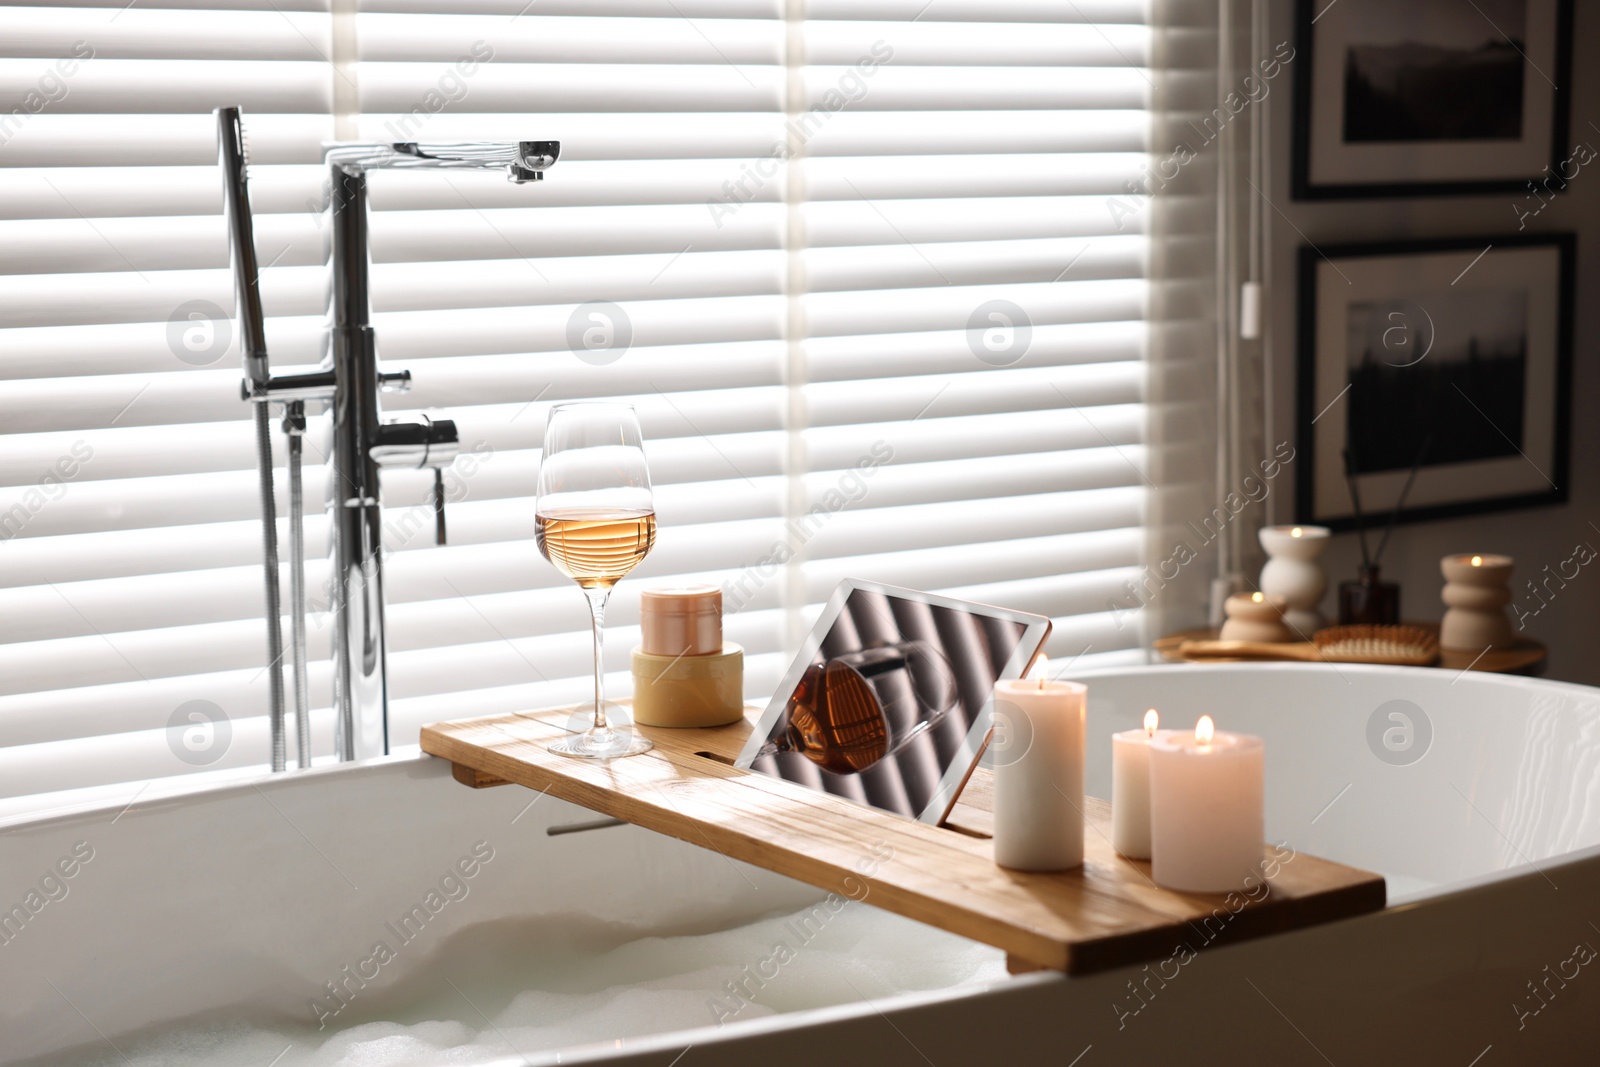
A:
536 402 657 759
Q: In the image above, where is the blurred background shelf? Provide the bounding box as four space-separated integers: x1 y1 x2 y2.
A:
1153 621 1547 675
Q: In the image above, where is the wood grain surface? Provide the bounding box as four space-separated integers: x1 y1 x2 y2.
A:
422 703 1385 975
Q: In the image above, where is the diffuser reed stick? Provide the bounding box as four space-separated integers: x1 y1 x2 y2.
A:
1372 435 1431 568
1341 449 1373 569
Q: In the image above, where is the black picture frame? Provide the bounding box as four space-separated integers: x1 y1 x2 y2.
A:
1292 0 1574 200
1295 233 1574 532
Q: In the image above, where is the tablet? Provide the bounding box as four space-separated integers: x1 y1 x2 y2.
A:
735 579 1051 824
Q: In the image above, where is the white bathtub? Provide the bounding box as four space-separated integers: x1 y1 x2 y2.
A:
5 663 1600 1066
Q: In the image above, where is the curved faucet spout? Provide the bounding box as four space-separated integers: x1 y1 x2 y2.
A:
224 106 561 769
319 134 559 762
326 140 560 183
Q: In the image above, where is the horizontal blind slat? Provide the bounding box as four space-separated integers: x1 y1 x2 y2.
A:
0 1 1163 804
0 59 333 112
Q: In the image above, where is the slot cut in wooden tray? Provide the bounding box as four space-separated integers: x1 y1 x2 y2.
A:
421 704 1385 976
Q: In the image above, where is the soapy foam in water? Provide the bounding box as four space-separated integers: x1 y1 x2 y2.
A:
30 903 1005 1067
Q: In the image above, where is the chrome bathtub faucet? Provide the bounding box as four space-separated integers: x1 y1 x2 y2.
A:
217 106 559 768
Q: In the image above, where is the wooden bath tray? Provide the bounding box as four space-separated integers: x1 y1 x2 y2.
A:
422 705 1385 975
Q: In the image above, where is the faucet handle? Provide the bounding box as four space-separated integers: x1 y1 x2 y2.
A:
433 468 447 546
372 414 456 545
379 370 411 393
371 414 459 469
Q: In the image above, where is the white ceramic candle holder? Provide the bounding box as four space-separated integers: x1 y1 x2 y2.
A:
1440 554 1515 650
1258 525 1330 635
1219 592 1293 643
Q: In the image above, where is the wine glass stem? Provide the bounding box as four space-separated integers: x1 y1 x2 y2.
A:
585 587 610 733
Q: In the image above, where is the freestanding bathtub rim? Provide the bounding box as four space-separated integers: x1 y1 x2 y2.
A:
0 750 424 838
7 658 1596 864
7 662 1600 1065
1064 655 1598 699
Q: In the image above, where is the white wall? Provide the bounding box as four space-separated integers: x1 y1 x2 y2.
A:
1261 0 1600 685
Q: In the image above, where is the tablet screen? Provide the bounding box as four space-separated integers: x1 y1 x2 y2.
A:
735 579 1050 824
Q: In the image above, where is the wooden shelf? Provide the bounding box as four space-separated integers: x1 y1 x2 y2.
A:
1154 620 1547 675
422 704 1385 976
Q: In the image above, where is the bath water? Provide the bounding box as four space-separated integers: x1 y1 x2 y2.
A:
29 901 1005 1067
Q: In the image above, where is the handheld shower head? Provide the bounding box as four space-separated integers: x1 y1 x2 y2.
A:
215 106 268 386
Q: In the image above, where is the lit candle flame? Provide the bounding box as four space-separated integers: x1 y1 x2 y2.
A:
1195 715 1215 745
1291 527 1303 538
1250 591 1264 603
1144 708 1159 736
1026 654 1049 689
1471 555 1483 567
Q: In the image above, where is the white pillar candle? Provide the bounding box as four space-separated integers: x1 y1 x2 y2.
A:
1149 716 1265 893
991 677 1086 872
1111 708 1174 860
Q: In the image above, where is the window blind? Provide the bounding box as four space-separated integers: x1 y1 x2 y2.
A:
0 0 1162 811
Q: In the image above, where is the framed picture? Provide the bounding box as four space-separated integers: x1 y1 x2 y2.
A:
1296 234 1573 531
1292 0 1574 199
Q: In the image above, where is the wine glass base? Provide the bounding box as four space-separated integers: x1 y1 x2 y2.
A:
550 732 653 760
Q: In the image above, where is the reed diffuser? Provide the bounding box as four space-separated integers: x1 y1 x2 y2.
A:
1336 439 1428 626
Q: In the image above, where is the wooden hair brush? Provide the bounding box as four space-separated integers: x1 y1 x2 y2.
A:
1178 624 1439 667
